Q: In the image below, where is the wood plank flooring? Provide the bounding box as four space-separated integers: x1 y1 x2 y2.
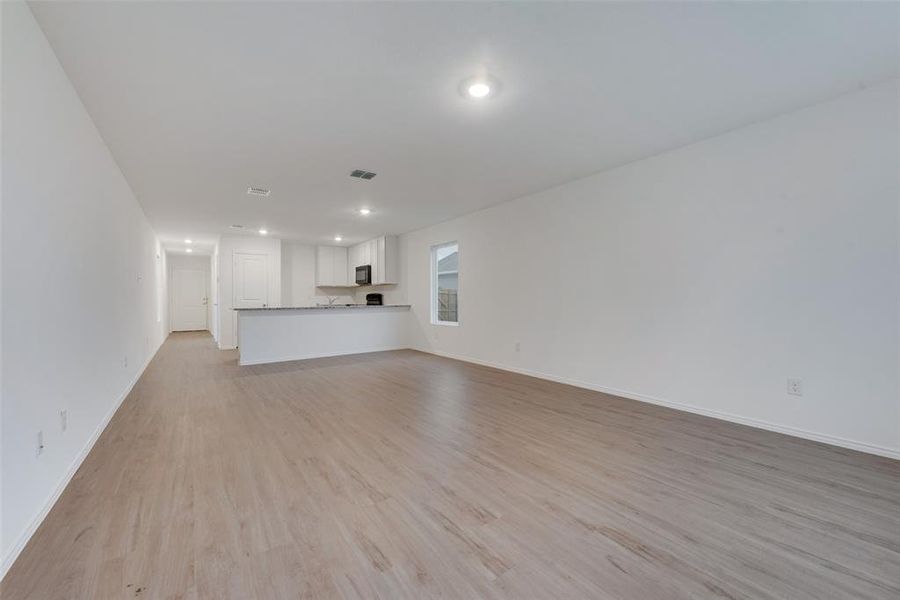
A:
2 331 899 599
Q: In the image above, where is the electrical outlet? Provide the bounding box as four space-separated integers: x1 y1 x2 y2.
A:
37 431 44 456
124 355 128 369
787 378 803 396
60 409 68 432
515 342 521 352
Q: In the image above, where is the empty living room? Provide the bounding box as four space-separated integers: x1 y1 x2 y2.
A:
1 1 898 598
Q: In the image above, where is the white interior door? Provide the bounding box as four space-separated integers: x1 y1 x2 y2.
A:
172 269 208 331
233 252 269 308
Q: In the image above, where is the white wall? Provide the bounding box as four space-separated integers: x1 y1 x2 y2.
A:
402 81 900 457
0 1 169 575
167 253 212 332
217 234 281 349
281 241 316 306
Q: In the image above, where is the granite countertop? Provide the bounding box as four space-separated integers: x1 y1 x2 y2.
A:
234 304 411 311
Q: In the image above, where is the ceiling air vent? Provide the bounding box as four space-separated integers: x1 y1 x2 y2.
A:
350 169 376 180
247 186 271 197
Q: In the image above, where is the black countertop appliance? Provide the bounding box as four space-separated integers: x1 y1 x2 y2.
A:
366 293 383 306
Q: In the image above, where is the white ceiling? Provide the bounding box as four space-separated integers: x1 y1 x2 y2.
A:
30 1 899 251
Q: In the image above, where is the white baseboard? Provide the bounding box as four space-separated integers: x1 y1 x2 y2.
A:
424 348 900 461
0 337 165 580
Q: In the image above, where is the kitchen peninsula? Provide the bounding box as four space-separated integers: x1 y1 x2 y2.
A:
235 304 411 365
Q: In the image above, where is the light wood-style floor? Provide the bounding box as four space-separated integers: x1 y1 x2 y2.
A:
3 332 899 599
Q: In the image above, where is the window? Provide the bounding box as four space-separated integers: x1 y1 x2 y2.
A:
431 241 458 325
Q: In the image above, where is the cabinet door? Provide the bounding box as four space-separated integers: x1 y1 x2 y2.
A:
348 245 359 284
377 236 397 284
370 238 381 284
360 242 370 267
316 246 333 286
332 247 348 286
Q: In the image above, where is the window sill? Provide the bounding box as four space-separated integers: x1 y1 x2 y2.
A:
431 321 459 327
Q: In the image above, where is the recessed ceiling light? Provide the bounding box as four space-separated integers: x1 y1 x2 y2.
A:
358 208 372 216
186 248 193 253
185 239 192 244
334 235 343 242
460 75 500 99
468 82 490 98
258 228 268 235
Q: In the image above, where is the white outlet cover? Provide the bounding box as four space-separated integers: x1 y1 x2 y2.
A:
787 378 803 396
37 430 44 456
60 409 68 432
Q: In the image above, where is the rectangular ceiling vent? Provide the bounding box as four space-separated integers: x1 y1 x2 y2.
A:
247 186 271 197
350 169 376 180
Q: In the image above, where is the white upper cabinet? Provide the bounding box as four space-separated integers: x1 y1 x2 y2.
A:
332 247 348 286
375 235 398 285
370 235 397 285
315 245 349 287
316 245 333 286
347 245 361 283
354 241 371 273
345 235 398 286
369 238 380 284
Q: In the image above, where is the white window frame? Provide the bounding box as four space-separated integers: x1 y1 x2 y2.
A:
431 241 459 326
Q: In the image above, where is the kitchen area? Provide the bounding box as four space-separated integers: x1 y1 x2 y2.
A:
221 233 411 365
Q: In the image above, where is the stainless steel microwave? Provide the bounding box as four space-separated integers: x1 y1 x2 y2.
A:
355 264 371 285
